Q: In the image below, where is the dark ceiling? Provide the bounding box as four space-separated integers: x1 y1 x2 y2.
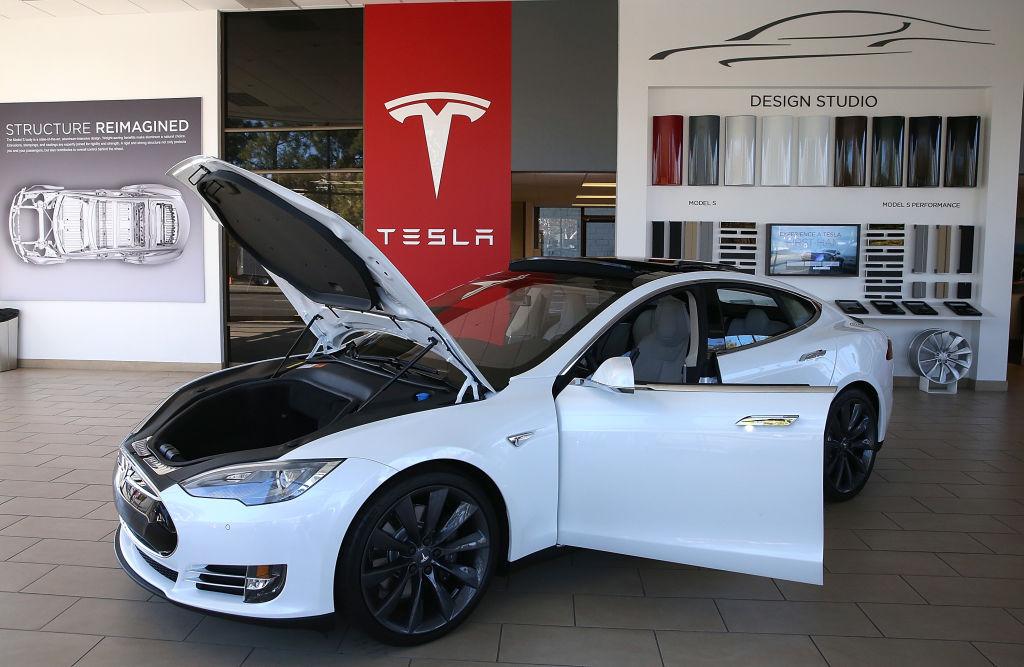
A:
224 9 363 126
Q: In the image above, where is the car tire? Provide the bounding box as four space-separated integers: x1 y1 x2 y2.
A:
823 388 879 502
337 470 500 645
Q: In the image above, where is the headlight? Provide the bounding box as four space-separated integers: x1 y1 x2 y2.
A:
181 460 341 506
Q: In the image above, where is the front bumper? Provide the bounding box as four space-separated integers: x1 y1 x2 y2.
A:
115 456 395 620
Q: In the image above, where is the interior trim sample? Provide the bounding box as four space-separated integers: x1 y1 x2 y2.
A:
911 281 926 298
908 116 942 187
724 115 756 185
944 115 980 187
934 282 950 299
797 115 832 186
651 220 666 257
683 221 701 260
687 115 720 186
957 282 973 299
652 115 683 185
699 221 714 262
760 115 794 186
668 220 683 259
834 116 867 187
934 225 952 273
957 225 975 274
870 116 905 187
912 224 929 273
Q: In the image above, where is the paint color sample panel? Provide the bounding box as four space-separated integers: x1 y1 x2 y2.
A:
908 116 941 187
687 115 720 185
796 115 831 186
944 115 980 187
652 115 683 185
871 116 905 187
724 115 755 185
834 116 867 187
760 116 794 186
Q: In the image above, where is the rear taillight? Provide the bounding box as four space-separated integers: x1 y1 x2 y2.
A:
886 338 894 361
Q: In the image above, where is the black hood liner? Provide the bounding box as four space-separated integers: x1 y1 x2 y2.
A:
195 168 379 310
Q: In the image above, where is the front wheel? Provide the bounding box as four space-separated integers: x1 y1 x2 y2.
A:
824 389 878 502
337 471 499 645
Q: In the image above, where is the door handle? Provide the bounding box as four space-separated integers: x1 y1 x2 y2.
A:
736 415 799 427
799 349 826 362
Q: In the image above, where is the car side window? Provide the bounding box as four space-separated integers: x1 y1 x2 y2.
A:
777 291 816 328
710 286 793 352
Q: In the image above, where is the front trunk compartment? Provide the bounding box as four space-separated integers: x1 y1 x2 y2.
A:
129 356 461 484
154 379 351 462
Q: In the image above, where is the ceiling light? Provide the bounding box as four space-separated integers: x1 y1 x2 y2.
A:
572 203 615 208
581 182 616 188
575 195 616 199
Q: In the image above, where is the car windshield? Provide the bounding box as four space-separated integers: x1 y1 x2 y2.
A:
426 271 633 389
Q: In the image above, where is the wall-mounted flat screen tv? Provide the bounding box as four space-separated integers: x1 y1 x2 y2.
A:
766 224 861 277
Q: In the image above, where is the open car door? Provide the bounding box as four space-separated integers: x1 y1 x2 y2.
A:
555 379 829 584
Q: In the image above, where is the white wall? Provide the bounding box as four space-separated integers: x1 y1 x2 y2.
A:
0 11 221 366
617 0 1024 384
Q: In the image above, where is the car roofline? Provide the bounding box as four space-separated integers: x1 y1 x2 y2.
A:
507 256 742 280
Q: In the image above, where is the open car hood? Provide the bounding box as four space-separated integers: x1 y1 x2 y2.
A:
168 156 494 394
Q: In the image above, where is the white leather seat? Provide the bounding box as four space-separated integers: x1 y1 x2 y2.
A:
632 297 690 384
726 308 788 338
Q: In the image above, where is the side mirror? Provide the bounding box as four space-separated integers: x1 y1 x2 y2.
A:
591 357 635 392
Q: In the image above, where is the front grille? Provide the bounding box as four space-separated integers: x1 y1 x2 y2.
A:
188 564 247 597
137 547 177 582
114 452 177 555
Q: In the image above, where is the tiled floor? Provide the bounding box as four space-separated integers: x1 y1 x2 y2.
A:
1 368 1023 666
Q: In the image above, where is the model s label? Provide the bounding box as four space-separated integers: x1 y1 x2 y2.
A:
385 92 491 197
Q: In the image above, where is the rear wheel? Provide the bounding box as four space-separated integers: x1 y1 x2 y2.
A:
337 471 498 645
824 389 878 502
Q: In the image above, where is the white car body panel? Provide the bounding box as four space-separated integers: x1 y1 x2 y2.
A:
797 115 833 187
760 115 795 186
167 156 494 393
724 115 756 186
283 375 561 561
119 457 395 618
556 382 829 584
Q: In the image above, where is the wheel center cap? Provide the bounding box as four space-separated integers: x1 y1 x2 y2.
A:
416 549 431 565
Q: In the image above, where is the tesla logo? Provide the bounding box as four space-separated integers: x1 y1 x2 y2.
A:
385 92 491 197
378 227 494 247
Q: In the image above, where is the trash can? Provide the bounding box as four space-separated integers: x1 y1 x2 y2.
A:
0 308 18 372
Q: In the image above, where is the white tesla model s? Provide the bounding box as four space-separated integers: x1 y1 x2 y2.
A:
114 156 894 644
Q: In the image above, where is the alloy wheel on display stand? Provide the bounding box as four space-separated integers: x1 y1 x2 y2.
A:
907 328 973 394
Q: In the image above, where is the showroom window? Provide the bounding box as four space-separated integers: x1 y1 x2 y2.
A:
222 9 363 365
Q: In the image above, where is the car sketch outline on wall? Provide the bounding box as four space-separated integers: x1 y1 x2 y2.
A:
649 10 993 67
9 184 190 265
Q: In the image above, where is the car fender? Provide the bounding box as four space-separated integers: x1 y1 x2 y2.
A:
283 375 560 561
829 322 893 441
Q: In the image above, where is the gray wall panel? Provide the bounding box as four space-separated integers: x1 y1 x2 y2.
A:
512 0 617 172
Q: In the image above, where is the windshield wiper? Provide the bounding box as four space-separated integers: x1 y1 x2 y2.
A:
350 353 446 378
355 338 439 414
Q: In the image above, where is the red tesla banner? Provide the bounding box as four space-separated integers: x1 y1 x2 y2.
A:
364 1 511 299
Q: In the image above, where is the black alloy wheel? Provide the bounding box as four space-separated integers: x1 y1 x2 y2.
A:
338 471 498 644
824 389 878 501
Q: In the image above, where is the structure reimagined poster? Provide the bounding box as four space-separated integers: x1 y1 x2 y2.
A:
0 97 204 302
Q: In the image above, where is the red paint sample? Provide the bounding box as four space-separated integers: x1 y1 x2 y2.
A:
652 115 683 186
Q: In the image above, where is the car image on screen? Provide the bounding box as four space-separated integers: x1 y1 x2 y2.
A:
768 224 860 277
